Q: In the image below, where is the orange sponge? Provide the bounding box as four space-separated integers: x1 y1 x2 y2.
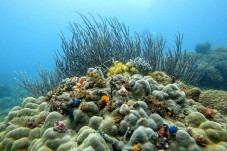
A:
101 95 110 103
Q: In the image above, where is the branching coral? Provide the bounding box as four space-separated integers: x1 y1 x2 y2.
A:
16 14 202 98
16 68 61 98
55 16 201 85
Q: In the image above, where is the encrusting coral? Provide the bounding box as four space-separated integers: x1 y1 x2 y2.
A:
0 67 227 151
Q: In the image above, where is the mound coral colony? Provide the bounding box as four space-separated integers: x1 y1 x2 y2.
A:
0 67 226 151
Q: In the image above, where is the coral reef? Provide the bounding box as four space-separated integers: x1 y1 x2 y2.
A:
196 46 227 90
0 97 19 122
0 84 11 98
195 42 211 54
0 67 227 151
0 83 22 122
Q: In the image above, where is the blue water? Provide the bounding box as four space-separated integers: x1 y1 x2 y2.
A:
0 0 227 85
